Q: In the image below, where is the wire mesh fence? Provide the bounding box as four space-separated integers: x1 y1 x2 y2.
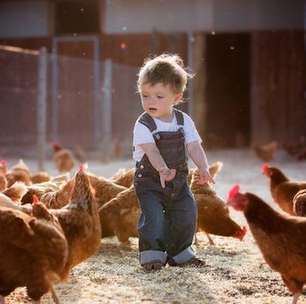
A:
0 44 141 162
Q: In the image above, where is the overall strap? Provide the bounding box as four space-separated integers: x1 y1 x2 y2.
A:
138 112 157 132
174 109 184 126
138 109 184 133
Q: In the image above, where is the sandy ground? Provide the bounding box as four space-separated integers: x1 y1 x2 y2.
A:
5 148 306 304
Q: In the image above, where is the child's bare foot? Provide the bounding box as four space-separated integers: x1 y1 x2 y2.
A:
142 261 164 272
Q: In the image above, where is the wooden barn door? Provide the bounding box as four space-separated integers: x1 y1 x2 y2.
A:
51 36 101 149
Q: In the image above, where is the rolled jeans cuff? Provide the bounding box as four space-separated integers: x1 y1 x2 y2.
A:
172 246 195 264
139 250 167 265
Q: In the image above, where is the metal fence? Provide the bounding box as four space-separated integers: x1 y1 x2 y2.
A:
0 45 141 163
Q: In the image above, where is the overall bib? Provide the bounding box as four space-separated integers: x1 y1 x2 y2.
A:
134 109 197 265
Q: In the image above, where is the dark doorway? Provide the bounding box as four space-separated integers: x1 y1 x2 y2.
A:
205 33 250 148
55 0 99 35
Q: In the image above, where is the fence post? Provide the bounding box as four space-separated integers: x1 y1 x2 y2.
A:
51 40 59 142
93 36 101 146
187 32 194 116
101 59 112 160
37 47 48 171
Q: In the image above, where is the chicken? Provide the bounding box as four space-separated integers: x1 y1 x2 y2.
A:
254 141 278 162
110 168 135 188
51 165 101 275
21 181 62 205
2 181 27 202
0 160 8 191
0 197 68 303
2 167 102 271
99 185 139 243
293 190 306 216
0 193 32 215
31 171 50 184
52 143 75 173
24 171 124 225
87 173 127 209
191 163 246 245
40 178 75 209
262 164 306 215
0 175 7 192
21 174 70 206
6 159 32 187
227 184 306 304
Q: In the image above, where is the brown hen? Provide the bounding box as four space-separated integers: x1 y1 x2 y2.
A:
191 162 246 245
262 164 306 215
0 199 68 303
228 185 306 304
254 141 278 162
52 143 75 173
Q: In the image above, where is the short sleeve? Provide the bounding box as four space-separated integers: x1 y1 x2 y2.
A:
133 121 155 146
182 113 202 144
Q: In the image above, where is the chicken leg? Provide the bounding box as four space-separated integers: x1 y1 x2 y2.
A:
0 295 5 304
292 293 301 304
205 232 215 245
51 285 60 304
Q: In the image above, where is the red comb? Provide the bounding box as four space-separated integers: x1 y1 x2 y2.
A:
261 163 270 174
32 195 39 205
228 184 240 201
79 163 87 172
51 142 61 150
0 160 7 165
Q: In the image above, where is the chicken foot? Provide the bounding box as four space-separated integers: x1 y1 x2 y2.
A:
51 286 60 304
292 293 301 304
205 232 215 245
193 233 199 246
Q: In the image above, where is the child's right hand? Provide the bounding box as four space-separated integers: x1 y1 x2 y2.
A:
158 167 176 188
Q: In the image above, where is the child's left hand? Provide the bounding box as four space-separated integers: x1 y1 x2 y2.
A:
194 169 215 185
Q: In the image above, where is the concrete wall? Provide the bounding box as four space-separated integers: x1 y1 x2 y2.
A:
0 0 303 38
103 0 305 34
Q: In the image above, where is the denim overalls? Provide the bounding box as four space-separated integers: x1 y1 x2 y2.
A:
134 109 197 265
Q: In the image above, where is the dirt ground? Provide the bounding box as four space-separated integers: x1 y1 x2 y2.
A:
5 148 306 304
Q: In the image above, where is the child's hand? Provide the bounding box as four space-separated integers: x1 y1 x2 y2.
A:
194 169 214 185
158 167 176 188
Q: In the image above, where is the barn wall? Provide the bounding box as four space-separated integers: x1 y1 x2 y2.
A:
102 0 304 34
251 30 305 145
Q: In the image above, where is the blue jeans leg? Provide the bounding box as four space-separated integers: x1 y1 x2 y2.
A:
166 183 197 261
137 189 168 264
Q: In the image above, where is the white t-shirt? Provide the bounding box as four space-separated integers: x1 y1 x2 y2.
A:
133 111 202 161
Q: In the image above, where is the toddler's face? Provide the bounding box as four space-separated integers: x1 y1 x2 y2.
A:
140 82 182 121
